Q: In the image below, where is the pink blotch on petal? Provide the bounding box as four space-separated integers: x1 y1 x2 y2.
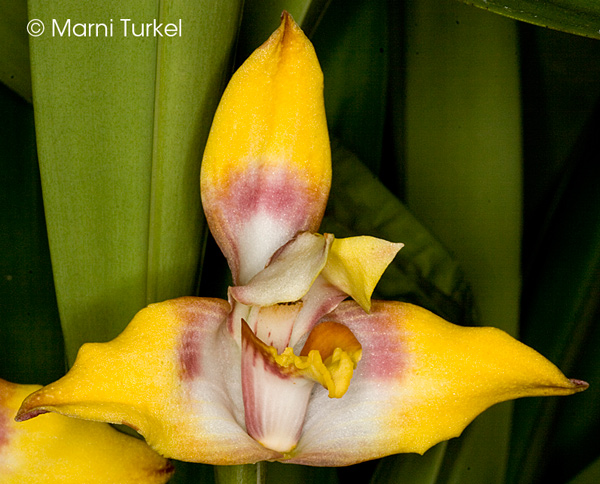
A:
0 398 13 449
325 301 409 380
231 166 321 226
179 328 204 381
205 165 327 283
176 298 230 382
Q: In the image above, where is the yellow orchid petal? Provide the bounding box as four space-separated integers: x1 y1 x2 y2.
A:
0 379 173 483
321 236 403 311
286 301 587 466
201 12 331 285
16 298 279 465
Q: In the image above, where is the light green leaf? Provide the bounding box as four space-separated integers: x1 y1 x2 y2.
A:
459 0 600 39
28 0 242 364
0 0 31 101
403 0 522 336
146 1 242 305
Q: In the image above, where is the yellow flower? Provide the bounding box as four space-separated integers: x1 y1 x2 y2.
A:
0 378 173 482
16 12 587 466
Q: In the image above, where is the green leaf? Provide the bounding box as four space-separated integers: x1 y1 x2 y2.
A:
0 82 64 384
509 16 600 484
0 0 32 102
403 0 522 336
371 443 448 484
28 0 243 364
550 304 600 483
398 1 524 483
169 459 215 484
146 1 242 305
458 0 600 39
265 462 339 484
511 104 600 484
519 26 600 253
312 0 388 174
322 142 473 324
566 455 600 484
237 0 333 61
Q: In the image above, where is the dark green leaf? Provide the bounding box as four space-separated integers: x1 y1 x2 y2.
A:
266 462 338 484
371 443 448 484
323 141 474 325
312 0 388 174
0 82 64 384
512 103 600 484
0 0 31 101
459 0 600 39
566 455 600 484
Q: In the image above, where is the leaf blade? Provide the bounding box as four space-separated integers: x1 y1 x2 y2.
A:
0 0 31 101
459 0 600 39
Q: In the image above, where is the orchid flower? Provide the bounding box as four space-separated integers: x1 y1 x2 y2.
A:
0 378 173 482
15 13 586 467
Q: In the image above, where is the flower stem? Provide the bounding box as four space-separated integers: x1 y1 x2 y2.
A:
214 463 266 484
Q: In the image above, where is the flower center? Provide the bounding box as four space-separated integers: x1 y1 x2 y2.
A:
241 319 362 453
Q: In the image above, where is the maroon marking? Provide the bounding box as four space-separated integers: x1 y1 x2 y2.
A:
155 460 176 476
14 408 50 422
569 379 589 390
174 298 229 381
179 327 203 380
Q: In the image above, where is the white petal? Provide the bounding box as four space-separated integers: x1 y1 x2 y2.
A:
231 232 333 306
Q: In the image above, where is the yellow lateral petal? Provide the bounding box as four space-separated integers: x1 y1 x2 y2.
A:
1 379 173 483
321 236 403 311
201 12 331 284
287 301 587 466
16 298 279 465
